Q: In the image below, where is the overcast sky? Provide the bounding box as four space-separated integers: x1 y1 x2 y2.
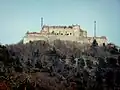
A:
0 0 120 45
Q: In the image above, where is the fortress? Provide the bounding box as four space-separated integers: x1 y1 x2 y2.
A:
23 24 107 45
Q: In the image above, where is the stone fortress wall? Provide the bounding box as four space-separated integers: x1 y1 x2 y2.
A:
23 25 107 45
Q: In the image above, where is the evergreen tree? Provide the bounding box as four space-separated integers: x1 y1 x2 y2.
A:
92 39 98 46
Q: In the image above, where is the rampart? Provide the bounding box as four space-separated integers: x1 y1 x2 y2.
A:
23 34 107 46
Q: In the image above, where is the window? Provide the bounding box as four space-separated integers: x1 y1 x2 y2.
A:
67 34 69 35
51 31 54 34
57 33 59 35
29 40 32 43
61 33 63 35
70 33 72 35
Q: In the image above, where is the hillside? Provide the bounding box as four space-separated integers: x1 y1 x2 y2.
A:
0 40 120 90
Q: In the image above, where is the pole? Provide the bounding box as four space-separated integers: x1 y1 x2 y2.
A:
41 17 43 30
94 21 96 39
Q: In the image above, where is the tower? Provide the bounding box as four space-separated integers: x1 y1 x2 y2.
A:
94 21 96 38
41 17 43 29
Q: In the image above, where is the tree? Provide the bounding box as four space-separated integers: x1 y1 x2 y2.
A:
106 57 117 67
86 60 93 69
98 57 106 68
79 58 85 68
103 43 105 47
92 39 98 47
118 56 120 65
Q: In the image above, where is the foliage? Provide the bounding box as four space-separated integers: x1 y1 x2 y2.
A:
0 40 120 90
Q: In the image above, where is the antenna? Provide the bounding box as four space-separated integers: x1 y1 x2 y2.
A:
94 21 96 39
41 17 43 29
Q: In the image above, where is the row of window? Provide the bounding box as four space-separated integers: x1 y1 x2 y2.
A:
51 31 73 35
54 33 72 35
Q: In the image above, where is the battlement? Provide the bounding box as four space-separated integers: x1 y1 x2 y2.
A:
42 24 80 29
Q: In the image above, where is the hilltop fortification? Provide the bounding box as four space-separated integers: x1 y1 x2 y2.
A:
23 24 107 45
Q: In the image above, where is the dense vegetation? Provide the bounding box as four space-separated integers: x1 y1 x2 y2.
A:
0 40 120 90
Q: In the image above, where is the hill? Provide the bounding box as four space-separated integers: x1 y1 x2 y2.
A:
0 40 120 90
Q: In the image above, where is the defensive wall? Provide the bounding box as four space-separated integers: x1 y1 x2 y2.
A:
23 33 107 46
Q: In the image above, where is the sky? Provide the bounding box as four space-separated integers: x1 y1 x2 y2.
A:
0 0 120 45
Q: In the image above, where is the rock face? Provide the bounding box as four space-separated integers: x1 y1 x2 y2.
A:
0 40 120 90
